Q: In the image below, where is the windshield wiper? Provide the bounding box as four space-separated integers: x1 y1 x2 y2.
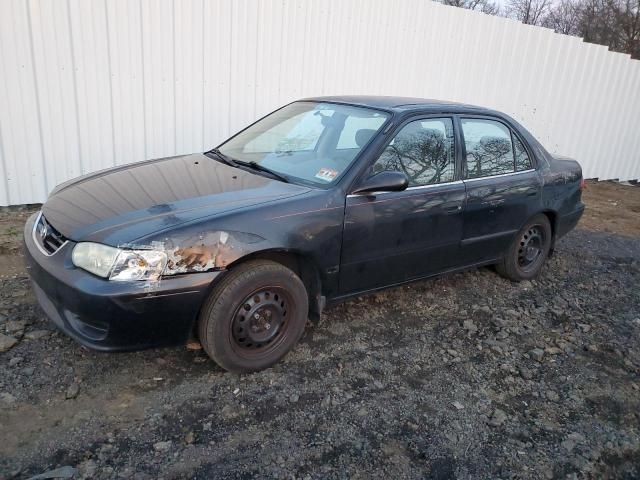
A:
235 160 290 183
206 149 289 183
206 148 238 167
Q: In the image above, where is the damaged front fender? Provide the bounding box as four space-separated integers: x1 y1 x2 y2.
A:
149 230 266 275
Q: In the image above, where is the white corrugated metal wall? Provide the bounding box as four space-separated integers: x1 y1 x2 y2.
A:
0 0 639 206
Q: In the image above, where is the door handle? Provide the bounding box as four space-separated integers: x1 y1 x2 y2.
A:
443 204 463 213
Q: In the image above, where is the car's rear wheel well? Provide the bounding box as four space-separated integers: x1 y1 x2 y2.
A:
541 210 558 256
227 251 323 323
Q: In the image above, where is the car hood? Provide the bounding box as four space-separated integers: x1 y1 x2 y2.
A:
42 153 311 245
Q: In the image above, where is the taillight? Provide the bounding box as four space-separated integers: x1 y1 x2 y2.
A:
580 178 586 190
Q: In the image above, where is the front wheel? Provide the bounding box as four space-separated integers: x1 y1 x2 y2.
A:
197 260 309 373
496 214 552 281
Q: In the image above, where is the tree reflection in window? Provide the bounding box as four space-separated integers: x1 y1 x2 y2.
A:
372 119 455 186
466 136 514 177
514 135 532 171
462 119 515 179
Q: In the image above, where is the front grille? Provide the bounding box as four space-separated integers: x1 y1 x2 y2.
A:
33 213 67 255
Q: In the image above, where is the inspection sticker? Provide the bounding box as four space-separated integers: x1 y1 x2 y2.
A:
314 167 338 182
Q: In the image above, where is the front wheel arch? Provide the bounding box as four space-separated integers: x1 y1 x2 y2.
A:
197 259 309 372
226 249 323 322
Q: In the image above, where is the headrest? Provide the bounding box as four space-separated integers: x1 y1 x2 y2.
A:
355 129 377 148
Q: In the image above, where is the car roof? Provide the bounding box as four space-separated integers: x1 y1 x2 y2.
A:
299 95 490 114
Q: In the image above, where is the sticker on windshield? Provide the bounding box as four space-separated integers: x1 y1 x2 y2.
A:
315 168 338 182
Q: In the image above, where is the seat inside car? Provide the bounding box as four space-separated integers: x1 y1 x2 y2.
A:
355 128 377 148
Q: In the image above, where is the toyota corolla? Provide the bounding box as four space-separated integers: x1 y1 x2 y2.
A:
23 96 584 372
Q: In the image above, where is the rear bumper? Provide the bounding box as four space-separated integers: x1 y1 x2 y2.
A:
23 213 222 352
557 203 585 238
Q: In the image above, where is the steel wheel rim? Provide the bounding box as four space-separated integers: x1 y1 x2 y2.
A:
230 286 291 358
517 225 545 272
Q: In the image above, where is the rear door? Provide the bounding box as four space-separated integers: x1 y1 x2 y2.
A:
458 116 541 263
339 116 466 294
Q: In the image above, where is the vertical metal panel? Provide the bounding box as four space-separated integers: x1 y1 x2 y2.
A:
29 0 83 188
202 0 232 146
0 0 639 206
68 0 115 174
105 0 146 167
0 0 49 204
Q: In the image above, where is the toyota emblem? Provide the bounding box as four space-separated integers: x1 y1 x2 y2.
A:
38 222 49 240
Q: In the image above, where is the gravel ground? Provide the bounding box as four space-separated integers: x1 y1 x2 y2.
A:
1 183 639 479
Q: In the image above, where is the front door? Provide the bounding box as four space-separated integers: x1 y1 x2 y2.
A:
339 117 465 294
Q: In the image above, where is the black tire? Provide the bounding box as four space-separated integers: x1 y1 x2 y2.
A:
496 214 552 281
197 260 308 373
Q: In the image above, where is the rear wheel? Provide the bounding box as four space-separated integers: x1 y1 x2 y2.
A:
496 214 552 281
198 260 308 373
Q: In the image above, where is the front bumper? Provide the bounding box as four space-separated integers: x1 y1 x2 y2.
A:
23 213 223 351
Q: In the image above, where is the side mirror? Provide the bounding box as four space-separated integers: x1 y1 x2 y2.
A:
351 171 409 195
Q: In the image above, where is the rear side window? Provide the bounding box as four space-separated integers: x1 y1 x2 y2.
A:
371 118 455 186
462 119 515 178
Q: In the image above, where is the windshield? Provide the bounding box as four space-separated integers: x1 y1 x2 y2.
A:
218 102 390 187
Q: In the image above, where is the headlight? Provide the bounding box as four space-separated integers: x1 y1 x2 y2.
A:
72 242 167 281
109 249 167 281
71 243 120 278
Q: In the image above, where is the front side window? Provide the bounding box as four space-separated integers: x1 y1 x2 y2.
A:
462 119 515 179
219 102 390 187
370 118 455 187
